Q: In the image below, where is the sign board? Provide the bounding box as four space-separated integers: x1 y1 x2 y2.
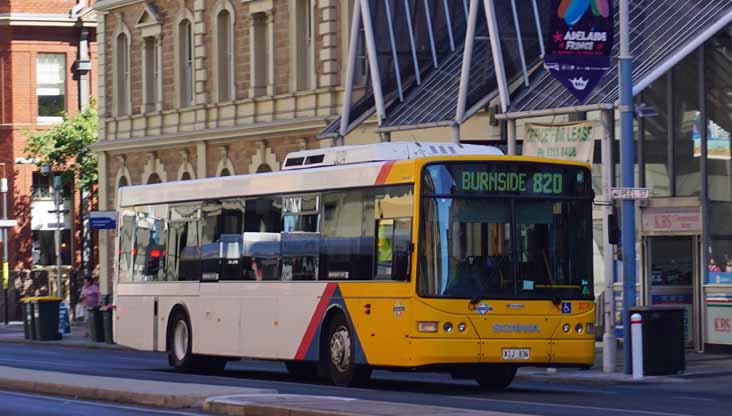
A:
642 207 702 235
0 220 17 228
90 211 117 230
523 121 600 163
709 272 732 285
610 187 649 200
706 297 732 345
544 0 614 102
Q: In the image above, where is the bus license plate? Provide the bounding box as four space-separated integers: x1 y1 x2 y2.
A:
502 348 530 360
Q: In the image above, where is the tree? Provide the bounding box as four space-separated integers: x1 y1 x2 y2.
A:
25 103 98 192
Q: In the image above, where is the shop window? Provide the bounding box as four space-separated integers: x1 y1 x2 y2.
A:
37 54 66 122
673 54 701 197
641 75 672 197
706 31 732 202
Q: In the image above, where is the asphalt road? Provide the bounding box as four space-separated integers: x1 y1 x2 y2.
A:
0 343 730 416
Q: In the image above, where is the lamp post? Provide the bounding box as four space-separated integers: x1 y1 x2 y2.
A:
1 163 9 325
619 0 637 375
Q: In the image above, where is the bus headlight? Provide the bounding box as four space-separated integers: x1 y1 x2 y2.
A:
443 322 453 333
417 321 439 333
458 323 467 332
562 323 570 333
575 323 584 334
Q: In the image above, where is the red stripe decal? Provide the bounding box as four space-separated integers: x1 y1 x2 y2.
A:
294 283 337 360
375 161 396 185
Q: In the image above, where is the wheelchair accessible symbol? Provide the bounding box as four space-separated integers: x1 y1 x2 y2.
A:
561 302 572 314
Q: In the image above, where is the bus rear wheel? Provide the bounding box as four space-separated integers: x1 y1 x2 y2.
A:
322 314 371 386
169 310 195 372
474 365 517 390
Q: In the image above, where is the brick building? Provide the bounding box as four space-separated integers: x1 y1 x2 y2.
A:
0 0 97 319
92 0 366 294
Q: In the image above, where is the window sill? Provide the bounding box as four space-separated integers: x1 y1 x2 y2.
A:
37 117 63 125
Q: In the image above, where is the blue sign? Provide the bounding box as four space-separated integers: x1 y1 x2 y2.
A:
58 301 70 335
90 211 117 230
709 272 732 285
545 0 614 102
561 302 572 314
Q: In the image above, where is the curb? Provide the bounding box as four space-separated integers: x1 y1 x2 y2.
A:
516 372 689 386
0 376 205 408
0 337 128 351
0 366 276 409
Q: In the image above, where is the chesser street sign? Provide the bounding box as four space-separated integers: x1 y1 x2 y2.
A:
610 187 649 200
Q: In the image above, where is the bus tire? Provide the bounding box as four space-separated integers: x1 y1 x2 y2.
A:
322 313 371 386
474 365 517 390
168 310 196 372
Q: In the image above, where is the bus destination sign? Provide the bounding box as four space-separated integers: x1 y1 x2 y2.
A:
423 163 592 198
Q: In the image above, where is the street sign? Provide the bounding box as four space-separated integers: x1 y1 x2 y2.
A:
0 220 17 228
611 187 649 200
90 211 117 230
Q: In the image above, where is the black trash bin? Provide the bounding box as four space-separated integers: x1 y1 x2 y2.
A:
102 306 114 344
87 307 105 342
628 306 686 375
32 297 63 341
22 299 35 340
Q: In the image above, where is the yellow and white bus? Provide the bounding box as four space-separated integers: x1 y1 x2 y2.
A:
114 142 596 389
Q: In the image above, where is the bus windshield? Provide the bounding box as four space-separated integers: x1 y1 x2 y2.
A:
418 162 594 301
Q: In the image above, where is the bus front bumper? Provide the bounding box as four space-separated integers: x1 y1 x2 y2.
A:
408 337 595 367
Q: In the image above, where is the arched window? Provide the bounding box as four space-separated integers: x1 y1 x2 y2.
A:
118 176 129 188
178 18 194 106
216 8 234 101
115 32 130 115
256 164 272 173
147 173 162 185
219 168 231 177
180 172 191 181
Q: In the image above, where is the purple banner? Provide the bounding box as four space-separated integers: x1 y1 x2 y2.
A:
544 0 614 103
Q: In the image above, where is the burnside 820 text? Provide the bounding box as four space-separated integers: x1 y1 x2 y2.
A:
461 171 563 195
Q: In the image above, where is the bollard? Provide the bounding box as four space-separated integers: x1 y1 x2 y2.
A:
631 313 643 380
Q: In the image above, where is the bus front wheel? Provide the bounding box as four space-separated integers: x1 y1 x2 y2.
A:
474 365 517 390
322 313 371 386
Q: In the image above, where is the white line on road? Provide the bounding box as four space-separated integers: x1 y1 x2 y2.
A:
674 396 717 403
445 395 696 416
0 390 204 416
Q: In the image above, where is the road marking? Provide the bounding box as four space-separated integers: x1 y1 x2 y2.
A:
0 357 88 368
445 395 695 416
0 390 203 415
674 396 716 403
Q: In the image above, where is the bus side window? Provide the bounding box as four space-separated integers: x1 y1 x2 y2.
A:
168 203 201 281
118 214 135 283
375 218 413 281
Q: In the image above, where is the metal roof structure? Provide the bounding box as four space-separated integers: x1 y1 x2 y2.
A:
502 0 732 119
320 0 547 140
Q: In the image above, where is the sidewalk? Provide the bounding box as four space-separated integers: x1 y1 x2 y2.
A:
0 321 125 350
517 343 732 385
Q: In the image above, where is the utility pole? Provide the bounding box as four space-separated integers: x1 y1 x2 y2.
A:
1 163 9 325
601 110 617 373
619 0 637 375
54 174 63 298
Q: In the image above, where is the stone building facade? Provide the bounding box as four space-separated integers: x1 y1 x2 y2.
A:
93 0 361 294
0 0 97 319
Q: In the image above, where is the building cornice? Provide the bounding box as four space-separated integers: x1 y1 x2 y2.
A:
92 117 331 153
93 0 146 12
0 12 97 27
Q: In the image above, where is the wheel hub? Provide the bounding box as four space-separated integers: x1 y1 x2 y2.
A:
174 320 189 361
329 326 351 373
